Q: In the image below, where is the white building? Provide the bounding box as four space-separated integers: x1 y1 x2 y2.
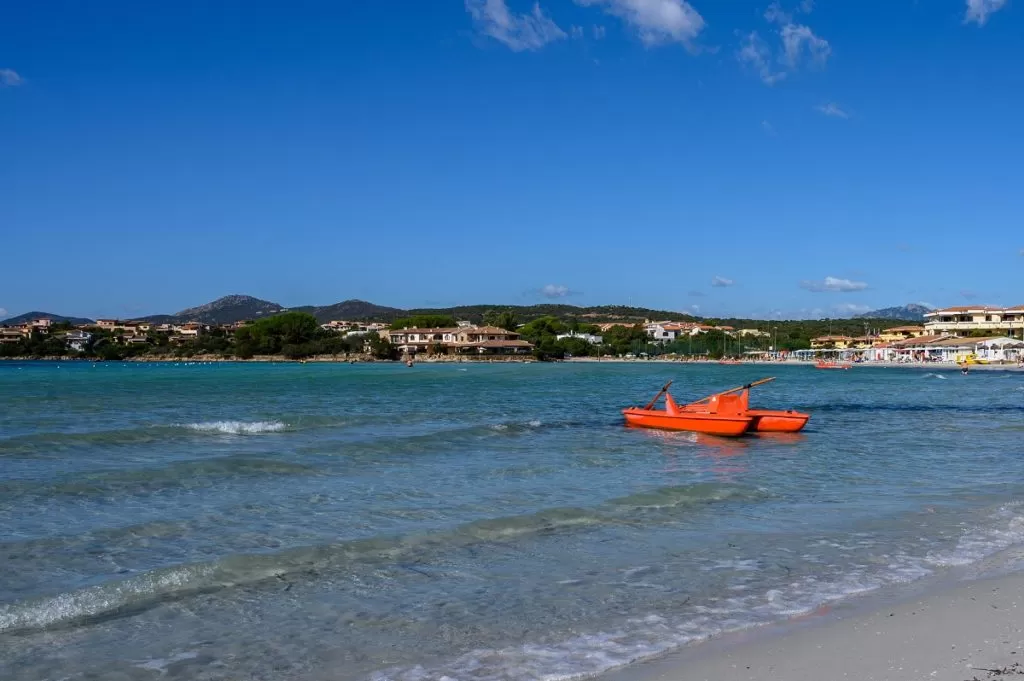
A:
924 306 1024 339
555 332 603 344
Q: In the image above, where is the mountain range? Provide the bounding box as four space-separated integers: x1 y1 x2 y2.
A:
1 296 933 326
854 304 933 322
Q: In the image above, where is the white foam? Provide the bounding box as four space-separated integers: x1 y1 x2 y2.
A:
926 503 1024 567
183 421 287 435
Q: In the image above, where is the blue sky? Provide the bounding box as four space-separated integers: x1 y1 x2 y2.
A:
1 0 1021 321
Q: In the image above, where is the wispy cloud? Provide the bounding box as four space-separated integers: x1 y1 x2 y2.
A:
815 102 849 119
1019 247 1024 256
570 24 585 38
799 276 868 293
575 0 705 47
539 284 579 298
593 24 607 39
0 307 7 319
0 69 23 87
764 2 792 25
465 0 566 52
738 31 786 85
833 303 871 316
711 276 734 287
739 3 830 86
965 0 1008 25
688 290 706 298
761 119 777 136
690 304 701 313
780 23 830 68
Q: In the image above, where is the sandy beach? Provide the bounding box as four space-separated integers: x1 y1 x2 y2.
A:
605 572 1024 681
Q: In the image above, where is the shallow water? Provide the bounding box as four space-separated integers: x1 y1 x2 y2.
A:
1 361 1023 680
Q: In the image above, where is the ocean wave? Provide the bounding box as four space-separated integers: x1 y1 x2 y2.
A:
183 421 287 435
368 567 907 681
926 503 1024 567
371 504 1024 681
0 456 318 502
608 482 770 510
804 402 1023 414
0 484 766 634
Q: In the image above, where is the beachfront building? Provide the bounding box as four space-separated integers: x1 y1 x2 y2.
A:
810 335 853 350
388 326 533 356
876 326 926 343
644 321 721 343
923 306 1024 339
865 334 1024 364
0 329 24 344
645 322 685 343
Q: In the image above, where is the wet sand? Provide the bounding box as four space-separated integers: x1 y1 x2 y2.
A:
604 572 1024 681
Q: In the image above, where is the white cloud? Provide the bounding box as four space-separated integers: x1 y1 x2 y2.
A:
799 276 868 293
764 2 791 26
965 0 1007 25
593 24 607 39
465 0 567 52
815 102 849 119
711 276 734 287
799 0 815 12
780 23 831 68
738 31 786 85
691 304 701 312
739 7 830 86
761 119 777 136
833 303 872 316
0 69 23 87
540 284 577 298
570 24 585 38
0 308 7 319
575 0 705 47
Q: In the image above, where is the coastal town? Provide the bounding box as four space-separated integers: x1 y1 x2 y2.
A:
2 303 1024 365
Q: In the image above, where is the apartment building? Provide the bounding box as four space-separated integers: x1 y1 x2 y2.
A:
923 306 1024 339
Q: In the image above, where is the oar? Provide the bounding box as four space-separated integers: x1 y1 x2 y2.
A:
643 380 673 410
720 376 776 395
688 377 776 405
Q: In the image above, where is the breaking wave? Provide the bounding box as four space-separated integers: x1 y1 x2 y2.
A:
183 421 287 435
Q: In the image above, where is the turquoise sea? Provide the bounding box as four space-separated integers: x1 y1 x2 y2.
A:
2 361 1024 680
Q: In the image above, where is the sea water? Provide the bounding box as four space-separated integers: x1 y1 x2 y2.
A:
1 361 1023 680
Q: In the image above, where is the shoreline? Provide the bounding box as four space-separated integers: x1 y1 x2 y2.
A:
601 567 1024 681
3 356 1024 370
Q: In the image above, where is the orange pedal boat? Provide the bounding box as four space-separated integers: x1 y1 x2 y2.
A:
624 378 810 436
623 390 753 437
685 381 810 433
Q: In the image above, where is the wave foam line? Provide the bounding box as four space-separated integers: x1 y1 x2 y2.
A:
183 421 287 435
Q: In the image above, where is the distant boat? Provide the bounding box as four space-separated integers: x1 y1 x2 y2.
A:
815 360 851 370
